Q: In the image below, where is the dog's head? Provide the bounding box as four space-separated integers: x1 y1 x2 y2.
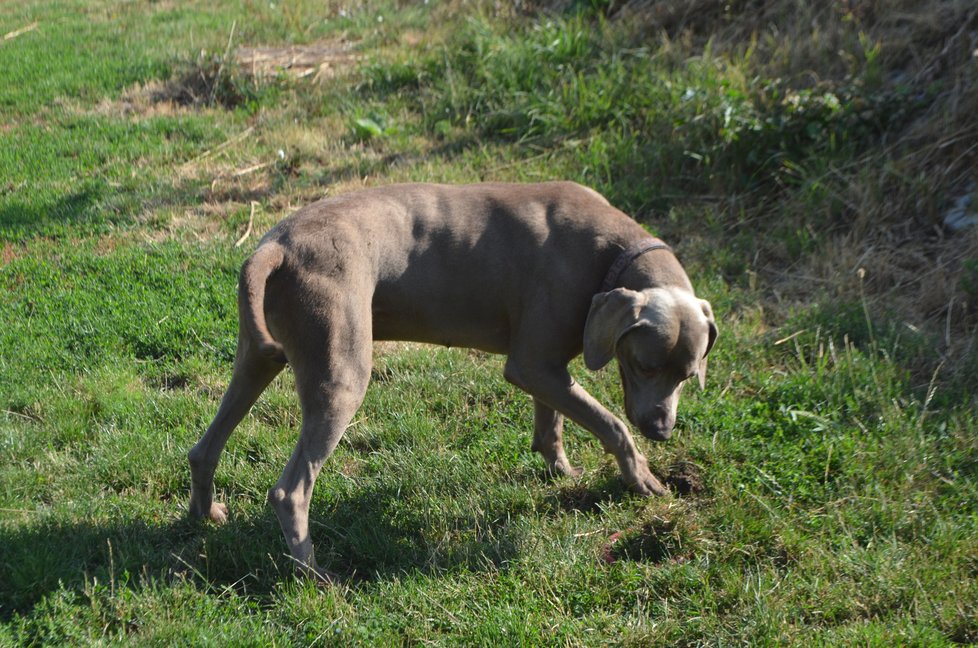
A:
583 287 717 441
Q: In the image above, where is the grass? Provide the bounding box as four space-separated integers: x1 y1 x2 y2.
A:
2 0 977 644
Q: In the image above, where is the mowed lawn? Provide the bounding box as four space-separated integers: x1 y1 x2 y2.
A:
1 1 976 645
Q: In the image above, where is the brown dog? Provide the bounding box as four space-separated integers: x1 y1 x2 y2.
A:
188 182 717 580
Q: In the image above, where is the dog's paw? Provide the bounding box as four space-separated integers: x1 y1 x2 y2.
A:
549 457 584 479
630 472 668 497
189 500 229 524
622 456 669 497
207 502 230 524
296 562 341 587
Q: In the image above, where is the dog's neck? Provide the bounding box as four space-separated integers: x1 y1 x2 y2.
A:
600 238 673 293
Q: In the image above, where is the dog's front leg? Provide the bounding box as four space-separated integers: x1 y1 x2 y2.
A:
532 398 583 478
505 359 667 496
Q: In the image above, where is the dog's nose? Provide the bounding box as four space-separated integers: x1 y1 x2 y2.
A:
640 406 674 441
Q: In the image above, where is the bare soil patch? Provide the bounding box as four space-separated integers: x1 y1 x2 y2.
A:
234 40 358 81
94 39 357 119
665 460 704 496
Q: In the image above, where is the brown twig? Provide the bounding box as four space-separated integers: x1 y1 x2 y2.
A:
234 201 257 247
180 126 254 170
232 160 273 177
2 22 38 42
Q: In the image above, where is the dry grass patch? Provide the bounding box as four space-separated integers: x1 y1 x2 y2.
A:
90 81 217 119
235 40 359 81
93 36 358 120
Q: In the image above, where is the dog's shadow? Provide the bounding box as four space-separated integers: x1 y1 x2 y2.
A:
1 462 702 618
0 481 531 619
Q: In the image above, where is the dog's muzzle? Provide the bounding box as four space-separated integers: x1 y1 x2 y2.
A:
639 406 674 441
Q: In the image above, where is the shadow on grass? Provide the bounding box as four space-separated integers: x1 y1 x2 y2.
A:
551 475 627 515
0 188 103 242
0 178 205 244
604 517 692 566
313 481 526 583
0 481 525 619
0 466 699 618
0 511 274 619
547 459 704 516
0 171 273 244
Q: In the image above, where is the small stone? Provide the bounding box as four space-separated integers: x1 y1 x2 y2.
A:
944 189 978 233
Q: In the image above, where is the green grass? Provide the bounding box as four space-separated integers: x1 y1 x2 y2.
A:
2 0 977 645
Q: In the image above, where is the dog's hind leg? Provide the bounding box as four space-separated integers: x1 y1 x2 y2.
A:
532 398 583 478
266 295 372 583
188 334 284 523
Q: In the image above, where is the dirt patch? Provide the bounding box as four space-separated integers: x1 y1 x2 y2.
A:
235 41 358 80
94 39 357 119
92 77 229 118
664 460 705 496
2 242 23 266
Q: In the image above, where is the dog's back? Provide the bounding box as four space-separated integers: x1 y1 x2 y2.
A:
259 182 645 352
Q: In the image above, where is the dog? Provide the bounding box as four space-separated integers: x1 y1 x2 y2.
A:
187 181 717 581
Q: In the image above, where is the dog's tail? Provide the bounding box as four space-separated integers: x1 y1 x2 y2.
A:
239 242 288 364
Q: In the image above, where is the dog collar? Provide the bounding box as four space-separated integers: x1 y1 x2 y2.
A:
599 238 672 293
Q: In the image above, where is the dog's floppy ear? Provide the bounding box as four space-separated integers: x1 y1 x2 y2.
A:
583 288 648 370
696 299 718 389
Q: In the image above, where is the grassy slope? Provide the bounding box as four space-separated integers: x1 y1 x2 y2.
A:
1 0 976 644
